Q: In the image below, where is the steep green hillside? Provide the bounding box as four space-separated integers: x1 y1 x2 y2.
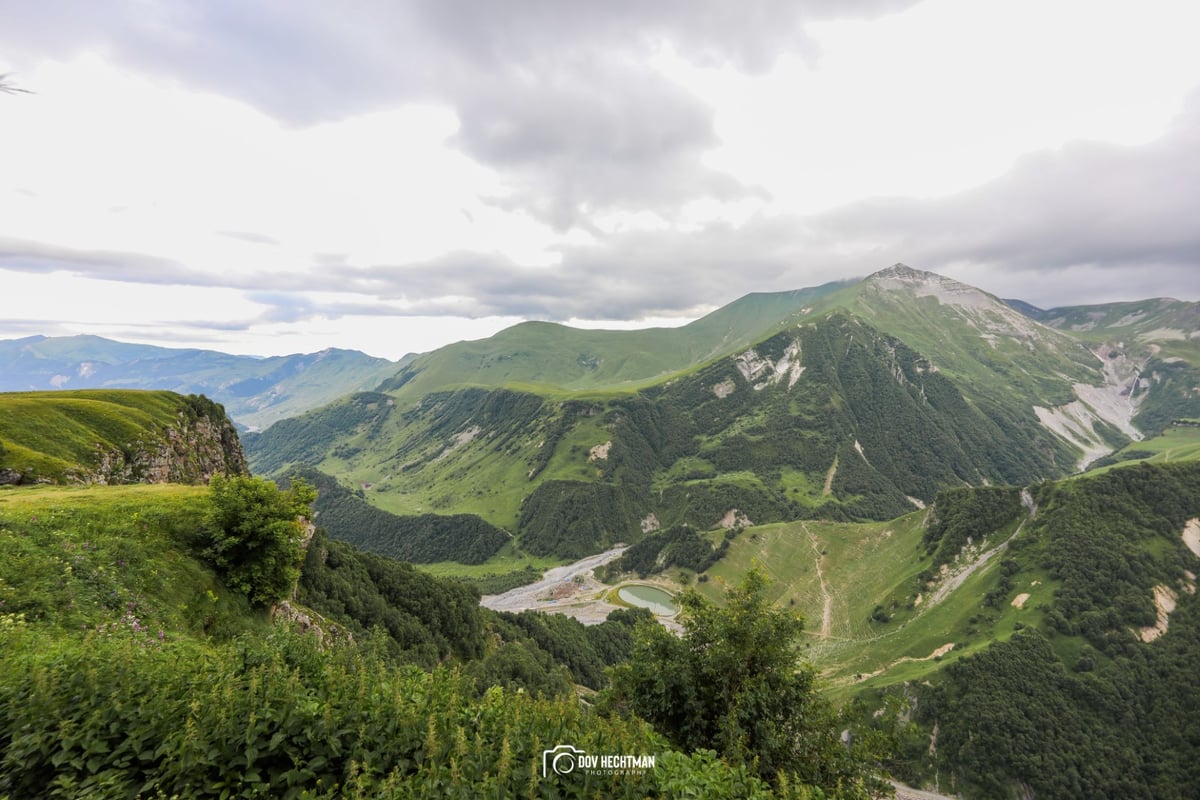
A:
287 468 510 565
643 460 1200 798
246 265 1178 569
841 266 1101 405
0 390 246 485
0 334 401 430
250 310 1075 561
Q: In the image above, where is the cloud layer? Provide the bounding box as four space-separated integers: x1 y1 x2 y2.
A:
2 0 1199 357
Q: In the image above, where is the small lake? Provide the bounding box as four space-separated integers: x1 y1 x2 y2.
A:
618 584 678 616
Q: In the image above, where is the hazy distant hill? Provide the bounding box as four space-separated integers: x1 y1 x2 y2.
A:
0 335 403 430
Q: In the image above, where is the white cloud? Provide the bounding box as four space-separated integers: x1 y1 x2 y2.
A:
2 0 1200 357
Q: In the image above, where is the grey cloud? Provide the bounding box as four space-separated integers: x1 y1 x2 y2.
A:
810 91 1200 304
415 0 915 74
451 61 757 229
0 237 214 286
219 231 280 246
0 0 915 228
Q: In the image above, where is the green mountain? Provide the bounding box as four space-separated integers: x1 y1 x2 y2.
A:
248 265 1169 563
0 334 403 430
0 390 247 485
615 458 1200 798
378 280 850 398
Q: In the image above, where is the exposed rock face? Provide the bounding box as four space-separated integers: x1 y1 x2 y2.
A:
72 409 249 485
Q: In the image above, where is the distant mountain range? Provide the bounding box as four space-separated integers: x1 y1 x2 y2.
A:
0 335 405 430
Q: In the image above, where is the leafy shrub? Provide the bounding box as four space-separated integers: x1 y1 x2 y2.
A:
201 475 317 606
0 627 782 799
607 570 883 796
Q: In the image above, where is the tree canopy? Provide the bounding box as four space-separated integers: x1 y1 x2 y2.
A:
202 475 316 607
607 569 882 796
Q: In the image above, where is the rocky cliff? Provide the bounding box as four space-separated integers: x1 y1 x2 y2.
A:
75 407 249 485
0 390 249 486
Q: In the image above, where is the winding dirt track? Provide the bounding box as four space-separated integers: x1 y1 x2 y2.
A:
803 522 834 637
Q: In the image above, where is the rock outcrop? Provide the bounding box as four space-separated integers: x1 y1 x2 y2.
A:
72 408 249 485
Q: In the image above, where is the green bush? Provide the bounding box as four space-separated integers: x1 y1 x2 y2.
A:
202 475 317 607
607 570 883 797
0 627 781 799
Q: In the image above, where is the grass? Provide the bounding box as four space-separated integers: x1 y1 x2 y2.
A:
1082 425 1200 477
0 483 264 642
677 508 1064 702
416 543 563 579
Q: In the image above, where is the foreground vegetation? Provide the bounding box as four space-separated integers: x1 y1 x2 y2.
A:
0 480 883 798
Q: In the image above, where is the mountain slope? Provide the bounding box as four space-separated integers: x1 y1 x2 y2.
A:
0 390 247 485
248 311 1076 560
378 280 849 398
0 335 402 430
663 459 1200 798
247 264 1196 564
1008 297 1200 436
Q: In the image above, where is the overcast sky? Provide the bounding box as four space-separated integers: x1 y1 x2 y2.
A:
3 0 1199 360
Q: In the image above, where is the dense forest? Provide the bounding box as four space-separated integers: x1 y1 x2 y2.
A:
878 462 1200 798
287 468 508 564
296 527 645 694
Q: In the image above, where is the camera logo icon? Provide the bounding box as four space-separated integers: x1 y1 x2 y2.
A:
542 744 585 776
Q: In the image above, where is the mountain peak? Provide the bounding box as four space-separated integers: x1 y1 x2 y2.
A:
868 263 926 280
864 264 997 309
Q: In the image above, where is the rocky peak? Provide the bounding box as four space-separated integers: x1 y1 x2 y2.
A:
867 263 928 282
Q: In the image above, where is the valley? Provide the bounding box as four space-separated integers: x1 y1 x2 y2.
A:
4 265 1200 798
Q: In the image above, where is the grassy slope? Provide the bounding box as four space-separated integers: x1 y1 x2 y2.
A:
0 390 196 481
692 513 1039 697
835 272 1101 406
1084 425 1200 475
380 281 849 399
679 444 1200 706
0 484 263 640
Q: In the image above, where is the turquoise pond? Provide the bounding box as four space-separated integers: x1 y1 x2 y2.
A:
617 584 678 615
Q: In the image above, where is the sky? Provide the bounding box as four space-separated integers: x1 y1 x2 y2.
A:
2 0 1200 361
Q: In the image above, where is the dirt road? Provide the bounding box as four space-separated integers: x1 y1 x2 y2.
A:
480 546 628 624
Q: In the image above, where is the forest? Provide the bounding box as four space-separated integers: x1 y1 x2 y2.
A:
876 461 1200 798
